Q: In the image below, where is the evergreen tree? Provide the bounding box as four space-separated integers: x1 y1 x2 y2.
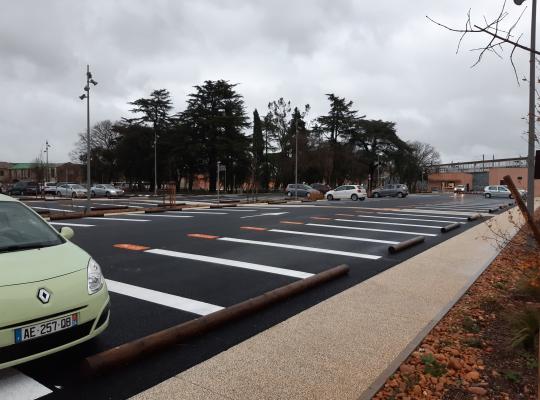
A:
252 109 264 189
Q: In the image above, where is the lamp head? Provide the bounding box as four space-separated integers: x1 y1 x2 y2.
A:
79 94 87 100
514 0 526 4
89 78 98 86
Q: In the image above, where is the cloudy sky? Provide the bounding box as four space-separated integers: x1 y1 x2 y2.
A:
0 0 536 164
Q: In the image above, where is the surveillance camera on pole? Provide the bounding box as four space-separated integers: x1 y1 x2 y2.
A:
79 64 97 212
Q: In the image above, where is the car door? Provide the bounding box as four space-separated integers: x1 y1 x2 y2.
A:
344 185 355 199
497 186 510 198
96 185 105 196
333 186 345 199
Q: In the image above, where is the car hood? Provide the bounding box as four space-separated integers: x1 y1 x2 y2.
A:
0 242 89 287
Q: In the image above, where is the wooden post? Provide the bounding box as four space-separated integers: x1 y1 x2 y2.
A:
503 175 540 246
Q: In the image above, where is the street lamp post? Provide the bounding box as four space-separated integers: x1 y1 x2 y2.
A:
79 65 98 212
295 119 298 200
515 0 537 213
44 140 51 183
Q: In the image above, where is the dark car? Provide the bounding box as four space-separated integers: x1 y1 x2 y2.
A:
310 183 331 194
371 183 408 198
285 184 320 198
8 181 40 196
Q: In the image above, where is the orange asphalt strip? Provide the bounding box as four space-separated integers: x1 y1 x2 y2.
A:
113 244 151 251
280 221 304 225
310 217 332 221
187 233 220 240
240 226 268 231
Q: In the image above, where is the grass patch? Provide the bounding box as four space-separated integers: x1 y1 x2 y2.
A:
462 316 481 333
420 354 447 377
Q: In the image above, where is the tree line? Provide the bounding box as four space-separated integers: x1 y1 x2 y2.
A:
70 80 440 193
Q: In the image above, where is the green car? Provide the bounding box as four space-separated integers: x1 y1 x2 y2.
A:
0 194 110 369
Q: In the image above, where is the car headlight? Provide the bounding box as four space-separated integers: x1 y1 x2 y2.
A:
87 258 104 294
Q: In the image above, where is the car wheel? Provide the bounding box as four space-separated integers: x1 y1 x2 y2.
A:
287 191 292 197
373 192 380 198
327 194 334 201
485 193 491 198
72 192 76 198
56 191 62 197
397 192 404 198
91 191 96 197
509 194 513 199
306 192 311 199
351 194 358 201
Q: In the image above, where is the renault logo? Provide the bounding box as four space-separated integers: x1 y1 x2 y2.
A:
37 288 51 304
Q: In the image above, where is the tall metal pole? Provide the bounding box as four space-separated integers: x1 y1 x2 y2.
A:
377 153 380 187
527 0 537 213
86 65 91 211
217 161 220 204
295 119 298 200
154 131 158 196
44 140 50 183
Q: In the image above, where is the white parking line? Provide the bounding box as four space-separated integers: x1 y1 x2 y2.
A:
122 201 162 206
32 206 75 213
354 214 465 224
49 222 95 227
93 203 140 208
373 212 468 220
307 223 438 237
335 219 442 229
146 249 312 279
415 206 491 212
269 229 399 244
84 217 150 222
218 237 381 260
0 368 52 400
169 211 228 215
127 214 193 218
105 279 223 316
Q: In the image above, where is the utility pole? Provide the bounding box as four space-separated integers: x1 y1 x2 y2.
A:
154 131 158 196
295 119 298 200
217 161 220 204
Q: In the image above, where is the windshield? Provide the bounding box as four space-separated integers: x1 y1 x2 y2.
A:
103 184 116 189
0 202 63 253
72 185 85 190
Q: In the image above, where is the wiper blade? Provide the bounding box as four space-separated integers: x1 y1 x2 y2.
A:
0 243 56 253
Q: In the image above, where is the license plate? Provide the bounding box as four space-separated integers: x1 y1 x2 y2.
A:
14 313 78 343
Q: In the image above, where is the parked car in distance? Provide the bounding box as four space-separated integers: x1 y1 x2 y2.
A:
454 184 466 193
285 184 320 198
484 185 526 199
8 181 40 196
309 183 331 194
326 185 366 201
56 184 88 198
42 182 57 196
91 184 125 198
0 194 110 369
371 184 409 198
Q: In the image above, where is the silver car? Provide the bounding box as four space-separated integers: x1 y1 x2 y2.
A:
56 184 88 198
91 184 125 198
484 185 526 199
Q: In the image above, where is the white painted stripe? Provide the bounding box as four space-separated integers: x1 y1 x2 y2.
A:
307 223 438 237
237 207 282 210
269 229 399 244
105 279 223 316
218 209 258 212
124 201 161 206
398 208 484 216
0 368 52 400
169 211 228 215
354 214 464 224
335 219 442 229
415 206 491 212
49 222 95 227
84 217 150 222
146 249 312 279
32 206 74 213
93 202 140 208
218 237 381 260
374 212 468 220
417 205 492 210
127 213 193 218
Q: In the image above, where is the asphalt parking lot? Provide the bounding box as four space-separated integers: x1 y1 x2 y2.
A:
2 194 514 400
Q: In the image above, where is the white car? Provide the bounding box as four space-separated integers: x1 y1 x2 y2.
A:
91 184 124 198
326 185 366 201
484 185 526 199
56 184 88 198
454 185 466 193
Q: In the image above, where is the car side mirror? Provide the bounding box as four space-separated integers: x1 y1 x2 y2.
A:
60 226 75 240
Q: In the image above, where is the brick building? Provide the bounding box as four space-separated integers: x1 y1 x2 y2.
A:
0 162 83 184
427 157 537 193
